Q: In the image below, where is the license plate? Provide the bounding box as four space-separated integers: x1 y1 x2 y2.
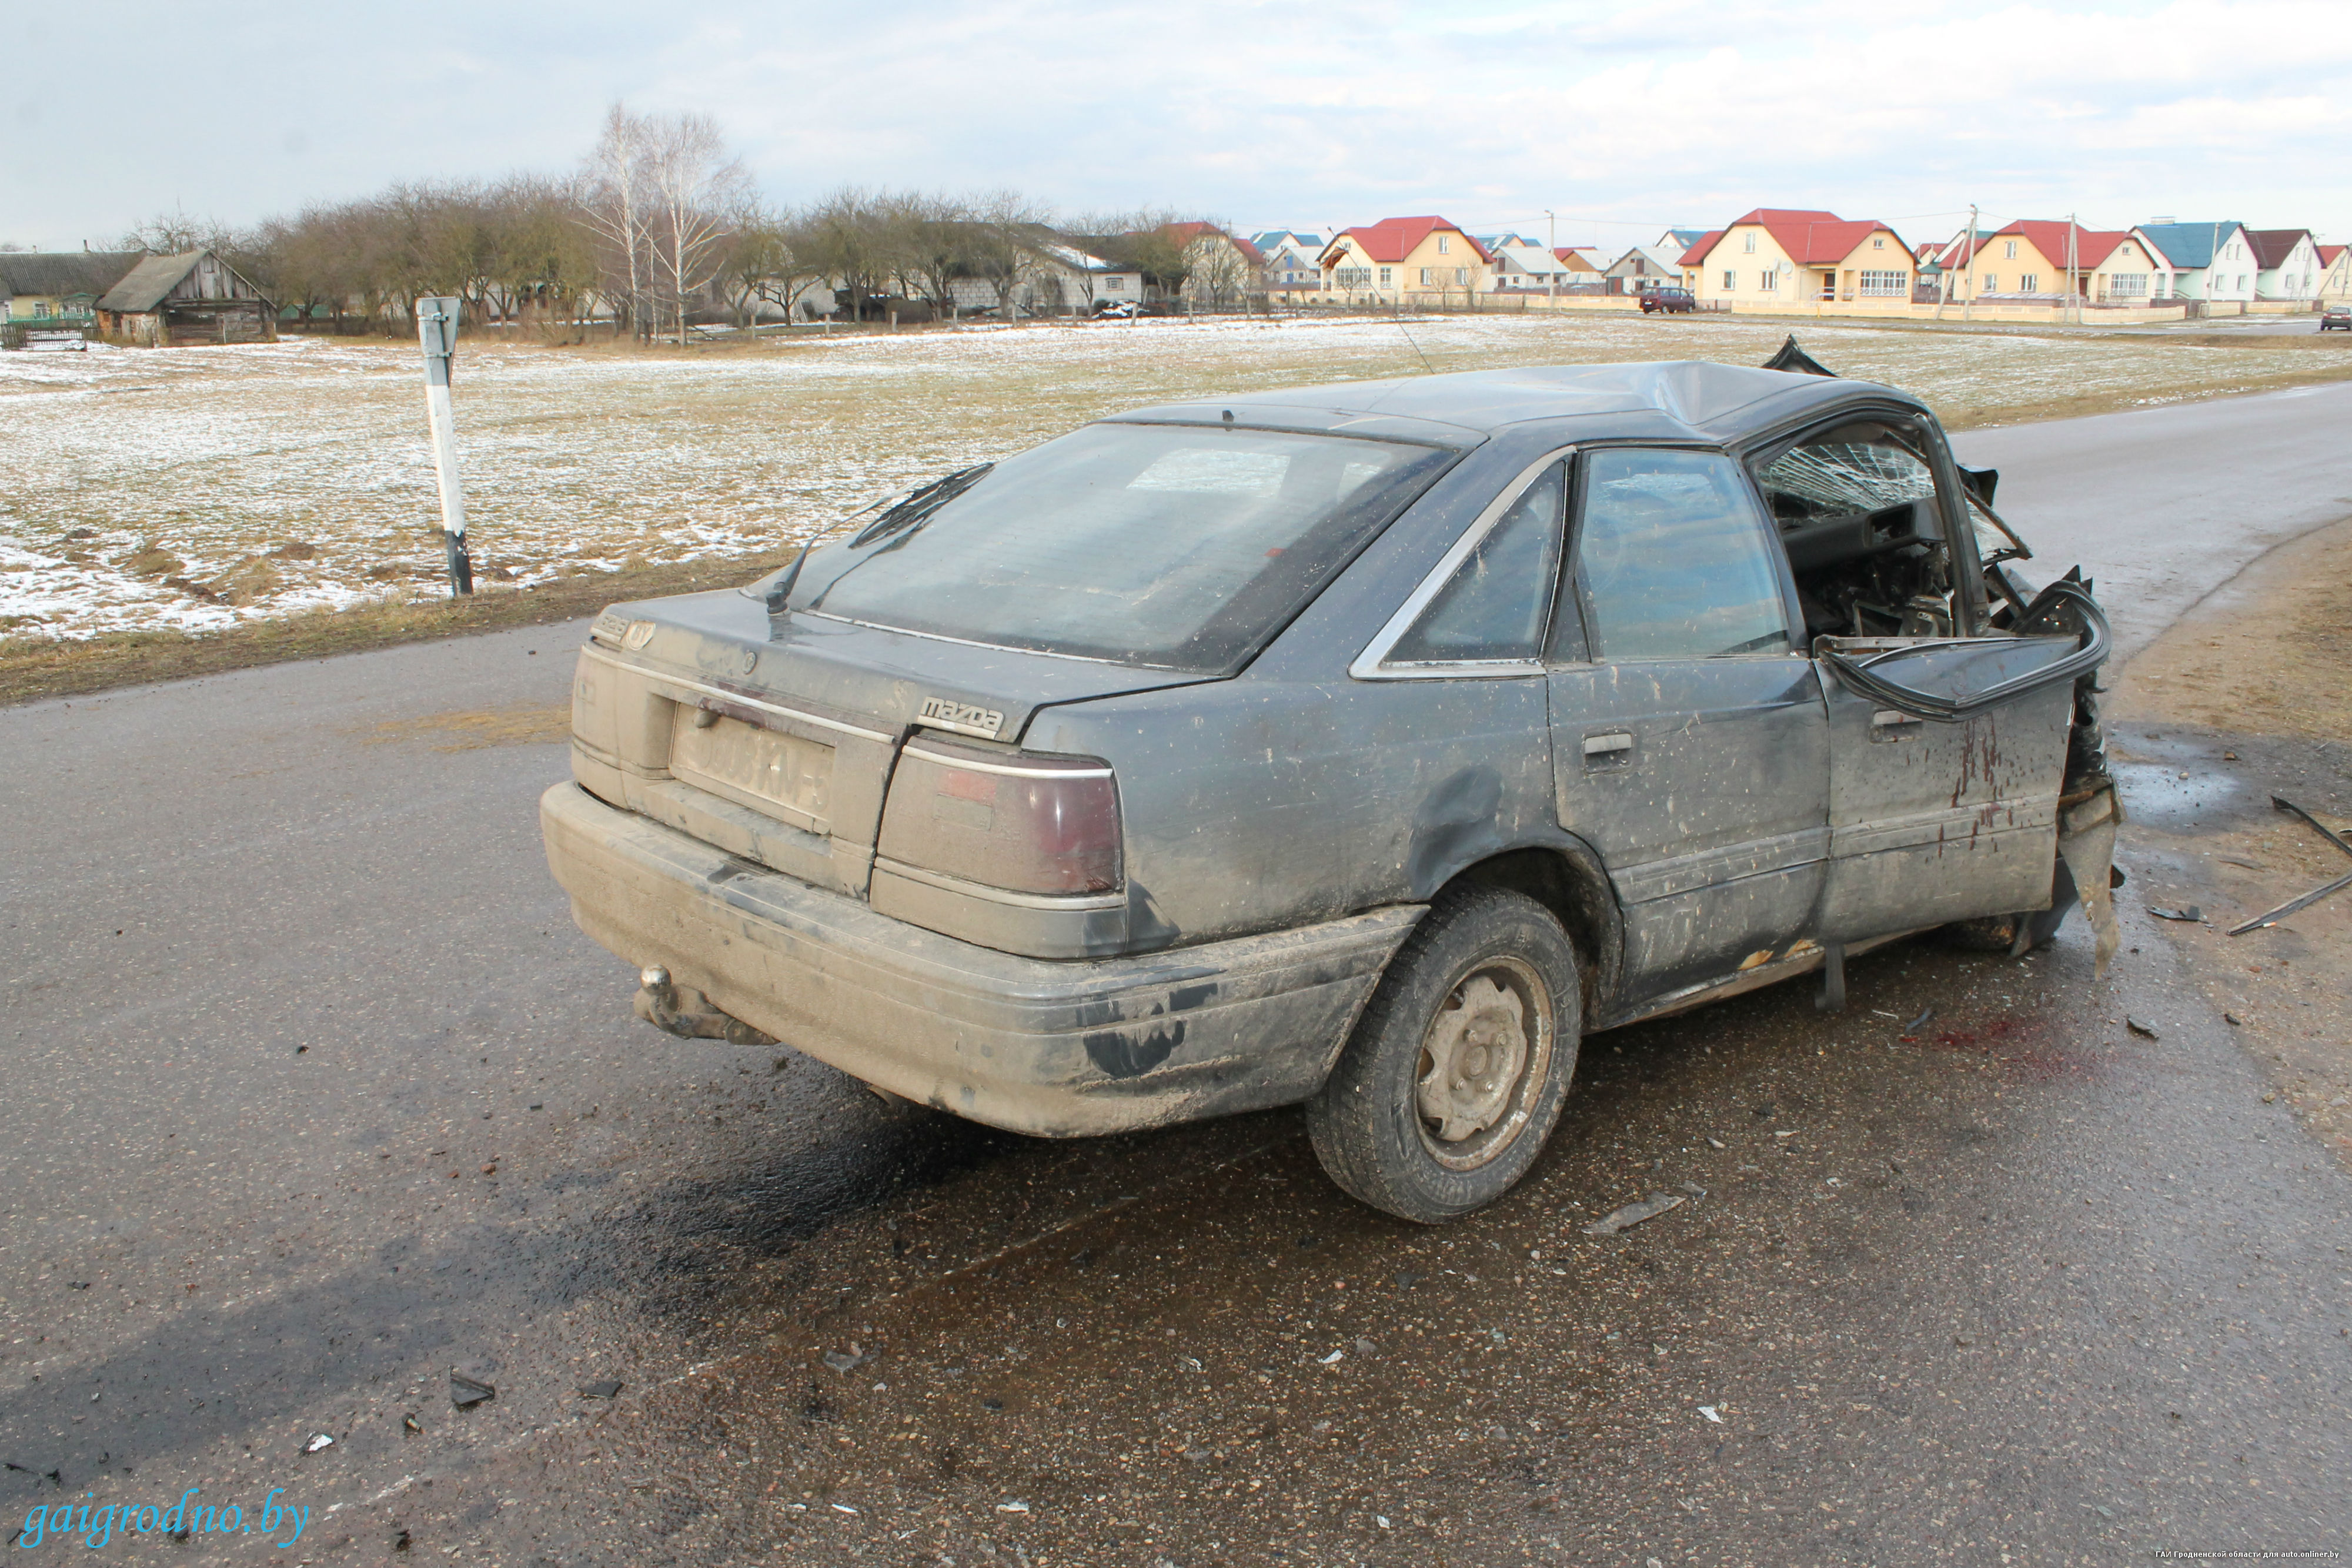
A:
670 712 833 830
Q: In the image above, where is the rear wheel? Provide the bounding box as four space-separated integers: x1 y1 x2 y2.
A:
1307 887 1582 1223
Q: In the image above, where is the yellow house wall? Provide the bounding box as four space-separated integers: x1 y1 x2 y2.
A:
1952 233 2154 300
1688 225 1913 306
1321 230 1491 300
2086 236 2166 301
1950 233 2063 298
1688 225 1801 306
5 293 90 321
1396 232 1489 297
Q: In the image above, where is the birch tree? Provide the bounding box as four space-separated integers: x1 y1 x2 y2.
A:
639 111 748 344
582 105 651 339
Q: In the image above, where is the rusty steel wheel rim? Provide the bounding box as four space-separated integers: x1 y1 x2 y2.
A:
1413 956 1553 1172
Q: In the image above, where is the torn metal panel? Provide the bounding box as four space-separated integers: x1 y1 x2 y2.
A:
2058 784 2123 976
1762 335 1839 377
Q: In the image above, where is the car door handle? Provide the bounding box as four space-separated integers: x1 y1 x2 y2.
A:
1582 732 1635 766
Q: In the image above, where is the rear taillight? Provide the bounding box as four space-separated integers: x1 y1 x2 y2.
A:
877 738 1121 895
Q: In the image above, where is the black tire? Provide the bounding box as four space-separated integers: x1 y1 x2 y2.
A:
1306 887 1582 1223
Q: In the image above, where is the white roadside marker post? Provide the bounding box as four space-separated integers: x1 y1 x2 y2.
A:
415 295 473 596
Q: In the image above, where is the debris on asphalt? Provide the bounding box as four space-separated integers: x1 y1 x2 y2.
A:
1677 1182 1708 1198
2224 1012 2243 1025
2262 1091 2277 1104
1583 1192 1686 1236
2126 1018 2160 1039
1698 1406 1725 1424
2229 795 2352 935
1902 1007 1935 1037
449 1371 496 1409
1705 1137 1726 1149
997 1501 1031 1513
579 1380 623 1399
1395 1269 1422 1288
821 1349 867 1375
393 1528 411 1552
303 1432 333 1453
2148 905 2203 922
830 1503 858 1514
1318 1349 1345 1365
401 1413 420 1436
1353 1337 1377 1355
1376 1515 1392 1529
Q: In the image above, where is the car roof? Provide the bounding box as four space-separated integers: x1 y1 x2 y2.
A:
1104 360 1914 446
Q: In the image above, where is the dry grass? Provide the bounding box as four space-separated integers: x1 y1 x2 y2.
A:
0 557 770 707
5 313 2348 706
358 701 576 751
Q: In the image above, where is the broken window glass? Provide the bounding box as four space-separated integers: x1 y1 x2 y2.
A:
1758 434 1936 517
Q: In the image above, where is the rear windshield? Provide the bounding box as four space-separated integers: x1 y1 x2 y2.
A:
770 423 1456 672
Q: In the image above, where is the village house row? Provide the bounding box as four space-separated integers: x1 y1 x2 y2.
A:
4 208 2346 345
1285 210 2348 319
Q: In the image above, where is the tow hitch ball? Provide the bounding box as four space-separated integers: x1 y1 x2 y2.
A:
633 966 775 1047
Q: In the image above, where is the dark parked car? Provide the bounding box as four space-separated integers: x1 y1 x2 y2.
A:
2321 303 2350 331
1640 287 1696 314
547 361 2116 1222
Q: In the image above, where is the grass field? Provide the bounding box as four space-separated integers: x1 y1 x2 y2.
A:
5 311 2349 656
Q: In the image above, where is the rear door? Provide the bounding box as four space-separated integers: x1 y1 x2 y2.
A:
1546 448 1832 1004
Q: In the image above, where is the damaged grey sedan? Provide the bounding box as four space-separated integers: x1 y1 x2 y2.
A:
543 356 2119 1223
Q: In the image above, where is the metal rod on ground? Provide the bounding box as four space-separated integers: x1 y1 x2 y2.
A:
415 295 472 596
2227 795 2352 935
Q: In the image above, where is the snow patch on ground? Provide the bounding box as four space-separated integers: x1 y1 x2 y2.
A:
0 317 2288 641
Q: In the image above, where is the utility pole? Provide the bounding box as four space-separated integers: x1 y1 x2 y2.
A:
1962 204 1980 323
2067 213 2080 326
415 296 473 596
1545 210 1557 309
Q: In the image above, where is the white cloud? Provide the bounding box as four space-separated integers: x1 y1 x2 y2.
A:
5 0 2346 245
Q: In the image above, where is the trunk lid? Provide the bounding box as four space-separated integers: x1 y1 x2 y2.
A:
573 587 1211 898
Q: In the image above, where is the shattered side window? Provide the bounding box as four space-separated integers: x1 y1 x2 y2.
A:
1965 493 2031 565
1758 438 1937 516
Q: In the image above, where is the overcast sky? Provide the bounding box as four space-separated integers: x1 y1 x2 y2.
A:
10 0 2347 251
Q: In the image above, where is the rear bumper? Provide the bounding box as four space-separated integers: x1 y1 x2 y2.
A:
540 783 1422 1137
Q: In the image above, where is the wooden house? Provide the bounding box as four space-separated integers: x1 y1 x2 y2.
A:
95 250 275 346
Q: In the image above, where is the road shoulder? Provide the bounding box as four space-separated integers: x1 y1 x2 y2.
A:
2104 513 2352 1163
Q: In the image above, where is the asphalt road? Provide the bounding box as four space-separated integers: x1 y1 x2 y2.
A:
2 382 2348 1565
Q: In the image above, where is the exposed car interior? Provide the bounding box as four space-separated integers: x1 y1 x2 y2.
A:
1753 419 1956 641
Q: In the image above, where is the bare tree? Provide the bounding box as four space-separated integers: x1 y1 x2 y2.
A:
117 206 235 256
1076 213 1199 305
636 111 747 344
801 188 898 322
960 190 1051 320
722 201 823 330
1184 226 1255 311
582 105 652 340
